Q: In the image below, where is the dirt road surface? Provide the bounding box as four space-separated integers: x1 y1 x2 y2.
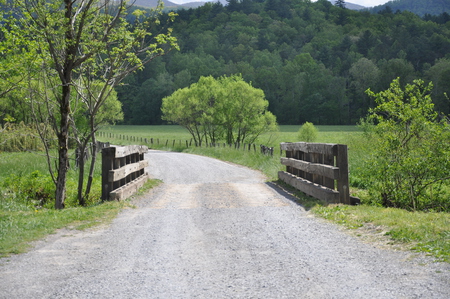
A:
1 150 449 298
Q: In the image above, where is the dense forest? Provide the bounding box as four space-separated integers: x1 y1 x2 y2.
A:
116 0 450 125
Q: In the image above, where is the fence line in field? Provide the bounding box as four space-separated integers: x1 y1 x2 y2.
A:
96 131 274 156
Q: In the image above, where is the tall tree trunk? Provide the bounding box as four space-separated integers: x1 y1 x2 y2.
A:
55 84 71 209
84 129 97 202
77 143 86 206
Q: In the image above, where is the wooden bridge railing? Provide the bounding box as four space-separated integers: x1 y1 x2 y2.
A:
101 145 149 201
278 142 357 205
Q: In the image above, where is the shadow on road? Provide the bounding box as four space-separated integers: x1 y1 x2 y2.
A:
265 180 322 211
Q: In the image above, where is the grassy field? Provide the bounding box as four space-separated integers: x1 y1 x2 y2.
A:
98 125 366 179
1 125 448 262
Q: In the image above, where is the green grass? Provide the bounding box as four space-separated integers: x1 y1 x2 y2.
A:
312 204 450 262
0 177 160 257
0 147 161 257
0 201 123 257
0 152 50 180
98 125 366 181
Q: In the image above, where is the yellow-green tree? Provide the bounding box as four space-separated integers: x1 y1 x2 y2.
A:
162 74 277 145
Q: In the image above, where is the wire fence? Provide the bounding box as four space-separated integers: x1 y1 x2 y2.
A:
96 131 275 156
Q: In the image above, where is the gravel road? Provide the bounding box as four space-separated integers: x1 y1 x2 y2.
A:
1 150 449 298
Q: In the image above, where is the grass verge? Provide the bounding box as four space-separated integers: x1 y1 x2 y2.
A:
0 201 122 257
0 179 161 258
312 204 450 262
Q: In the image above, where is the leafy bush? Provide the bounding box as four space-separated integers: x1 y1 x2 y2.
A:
0 121 51 152
1 170 102 210
298 122 318 142
2 171 54 209
361 78 450 211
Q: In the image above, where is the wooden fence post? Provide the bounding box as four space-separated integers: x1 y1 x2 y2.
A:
335 144 350 205
101 147 116 201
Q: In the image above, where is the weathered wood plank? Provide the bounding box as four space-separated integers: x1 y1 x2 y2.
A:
280 157 340 179
114 145 148 158
335 144 350 205
108 160 148 182
109 173 149 201
278 171 339 203
280 142 335 156
101 147 116 201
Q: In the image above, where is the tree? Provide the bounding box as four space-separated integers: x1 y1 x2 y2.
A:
335 0 346 9
298 122 318 142
361 78 450 211
70 80 124 206
161 74 277 145
349 58 380 119
2 0 178 208
425 58 450 115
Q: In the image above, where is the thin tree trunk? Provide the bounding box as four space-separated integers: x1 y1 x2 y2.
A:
84 131 97 202
55 103 69 209
55 66 72 209
77 144 86 206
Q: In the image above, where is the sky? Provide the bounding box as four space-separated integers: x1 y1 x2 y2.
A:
168 0 390 8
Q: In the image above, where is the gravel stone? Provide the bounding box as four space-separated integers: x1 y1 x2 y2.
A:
0 150 449 298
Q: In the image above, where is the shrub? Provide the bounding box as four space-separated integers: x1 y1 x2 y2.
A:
0 122 51 152
1 170 102 210
298 122 318 142
2 171 54 209
361 78 450 211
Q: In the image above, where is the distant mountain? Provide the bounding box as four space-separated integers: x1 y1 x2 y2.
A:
370 0 450 16
132 0 179 8
132 0 366 11
132 0 207 9
326 0 366 10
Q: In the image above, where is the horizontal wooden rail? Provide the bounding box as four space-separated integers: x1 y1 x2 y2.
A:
280 158 340 179
278 171 340 203
101 145 149 201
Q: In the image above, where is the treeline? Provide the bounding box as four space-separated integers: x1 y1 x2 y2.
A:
116 0 450 125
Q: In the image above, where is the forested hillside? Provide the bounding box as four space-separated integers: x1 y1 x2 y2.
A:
116 0 450 125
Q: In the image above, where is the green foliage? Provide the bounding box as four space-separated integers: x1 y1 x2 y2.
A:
2 171 54 209
312 204 450 262
361 78 450 211
111 0 450 126
0 0 178 209
161 74 278 145
1 169 102 210
298 122 318 142
0 122 50 152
